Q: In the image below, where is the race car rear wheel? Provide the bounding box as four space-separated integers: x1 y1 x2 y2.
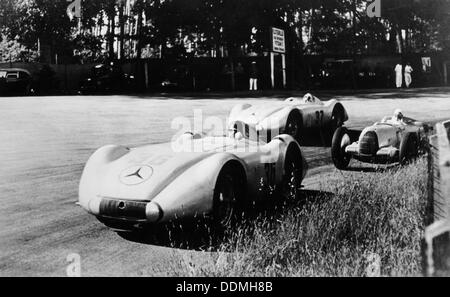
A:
325 106 346 146
283 111 302 141
331 127 352 170
212 165 243 228
279 147 303 203
399 132 419 165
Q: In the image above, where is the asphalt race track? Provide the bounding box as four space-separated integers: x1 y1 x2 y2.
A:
1 88 450 276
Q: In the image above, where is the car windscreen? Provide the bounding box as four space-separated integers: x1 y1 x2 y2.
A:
6 72 19 79
19 71 30 79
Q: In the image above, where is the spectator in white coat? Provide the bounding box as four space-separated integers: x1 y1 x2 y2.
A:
404 63 413 88
394 63 403 88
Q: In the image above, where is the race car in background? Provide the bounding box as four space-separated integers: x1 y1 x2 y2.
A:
331 109 430 170
228 93 348 145
79 130 308 232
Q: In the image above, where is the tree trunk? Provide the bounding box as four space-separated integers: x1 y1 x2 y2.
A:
395 25 404 54
108 6 116 60
38 37 52 64
230 58 235 91
136 5 143 60
118 4 125 60
308 7 314 43
405 28 409 53
388 25 397 53
352 0 357 55
227 43 236 91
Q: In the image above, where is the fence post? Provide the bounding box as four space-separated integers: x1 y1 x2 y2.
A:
424 121 450 276
144 61 149 90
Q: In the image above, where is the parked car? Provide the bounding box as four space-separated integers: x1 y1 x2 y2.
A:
331 110 430 169
160 65 192 92
78 131 308 232
79 63 136 94
309 60 356 89
0 68 33 96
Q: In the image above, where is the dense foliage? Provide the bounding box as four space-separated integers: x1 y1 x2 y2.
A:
0 0 449 63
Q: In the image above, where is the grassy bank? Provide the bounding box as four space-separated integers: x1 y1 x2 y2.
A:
179 158 428 277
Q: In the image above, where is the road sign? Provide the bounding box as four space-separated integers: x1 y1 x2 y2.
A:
271 27 286 54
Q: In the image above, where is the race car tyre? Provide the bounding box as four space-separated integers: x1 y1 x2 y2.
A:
331 127 352 170
325 106 346 146
279 147 303 203
212 165 242 228
283 112 302 141
399 132 419 165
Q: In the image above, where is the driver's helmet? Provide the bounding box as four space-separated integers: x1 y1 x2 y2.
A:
234 131 244 140
303 93 315 103
393 109 404 122
228 126 244 140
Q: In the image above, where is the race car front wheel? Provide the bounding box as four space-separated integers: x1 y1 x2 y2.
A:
399 132 419 165
279 147 303 203
213 165 242 228
331 127 352 170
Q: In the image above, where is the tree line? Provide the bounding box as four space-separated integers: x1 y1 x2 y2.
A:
0 0 449 64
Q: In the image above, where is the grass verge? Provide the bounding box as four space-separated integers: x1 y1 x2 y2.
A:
176 158 428 277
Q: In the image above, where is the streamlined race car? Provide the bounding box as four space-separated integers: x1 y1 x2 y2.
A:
79 131 308 231
331 110 429 170
228 93 348 145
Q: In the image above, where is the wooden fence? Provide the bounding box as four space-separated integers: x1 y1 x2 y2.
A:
424 120 450 276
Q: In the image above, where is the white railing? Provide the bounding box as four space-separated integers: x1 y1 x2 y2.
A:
424 120 450 276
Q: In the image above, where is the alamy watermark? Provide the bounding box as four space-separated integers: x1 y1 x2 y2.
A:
169 109 285 164
68 0 382 20
367 0 381 18
66 253 81 277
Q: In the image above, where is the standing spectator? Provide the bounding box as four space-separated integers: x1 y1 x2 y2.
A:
249 61 258 91
221 63 231 90
235 62 244 90
404 63 413 88
394 63 403 88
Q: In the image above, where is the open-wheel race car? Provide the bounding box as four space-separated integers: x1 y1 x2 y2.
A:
78 129 308 232
228 93 348 145
331 110 430 170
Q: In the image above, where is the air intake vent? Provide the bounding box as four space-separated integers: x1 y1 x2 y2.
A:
99 198 147 220
359 131 379 155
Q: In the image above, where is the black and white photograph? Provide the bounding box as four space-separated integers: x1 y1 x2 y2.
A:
1 0 450 282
